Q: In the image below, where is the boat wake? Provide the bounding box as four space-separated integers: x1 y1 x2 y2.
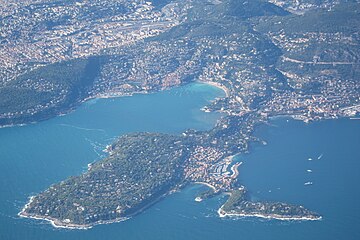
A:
84 138 107 158
58 124 107 134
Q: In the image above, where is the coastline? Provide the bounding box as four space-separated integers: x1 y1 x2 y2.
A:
12 81 326 229
217 205 322 221
230 161 242 178
19 211 129 230
0 122 35 129
18 183 183 230
194 182 217 191
0 81 225 130
0 89 156 130
18 196 104 230
201 81 230 98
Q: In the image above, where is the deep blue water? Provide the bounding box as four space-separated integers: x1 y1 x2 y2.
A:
0 83 359 239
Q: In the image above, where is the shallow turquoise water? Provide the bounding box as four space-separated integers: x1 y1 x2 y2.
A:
0 83 359 239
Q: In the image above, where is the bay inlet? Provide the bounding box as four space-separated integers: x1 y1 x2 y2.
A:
0 83 359 239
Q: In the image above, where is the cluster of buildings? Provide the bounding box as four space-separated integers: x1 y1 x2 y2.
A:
268 0 343 14
184 146 240 191
0 0 189 87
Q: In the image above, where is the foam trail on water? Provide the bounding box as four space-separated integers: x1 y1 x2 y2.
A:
84 138 107 158
58 124 107 133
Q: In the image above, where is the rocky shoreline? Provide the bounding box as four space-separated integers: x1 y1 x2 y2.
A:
19 181 184 230
18 196 118 230
217 206 322 221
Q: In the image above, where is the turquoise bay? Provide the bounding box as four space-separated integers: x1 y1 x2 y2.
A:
0 83 359 239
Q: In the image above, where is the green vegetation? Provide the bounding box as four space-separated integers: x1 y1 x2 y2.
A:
24 133 189 225
221 188 321 219
18 0 360 228
197 189 217 200
221 188 248 212
0 56 103 126
256 3 360 34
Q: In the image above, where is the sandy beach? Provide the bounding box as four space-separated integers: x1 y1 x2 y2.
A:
202 81 230 98
194 182 217 191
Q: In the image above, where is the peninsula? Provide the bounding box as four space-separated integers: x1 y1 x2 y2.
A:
19 129 320 228
8 0 360 229
218 187 321 221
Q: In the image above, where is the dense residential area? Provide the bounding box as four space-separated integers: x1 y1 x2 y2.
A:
0 0 359 126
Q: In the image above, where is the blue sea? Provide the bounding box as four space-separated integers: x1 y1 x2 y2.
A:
0 83 359 240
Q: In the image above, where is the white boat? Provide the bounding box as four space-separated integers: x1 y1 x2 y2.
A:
307 169 313 173
318 154 323 160
304 182 313 186
308 158 313 161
